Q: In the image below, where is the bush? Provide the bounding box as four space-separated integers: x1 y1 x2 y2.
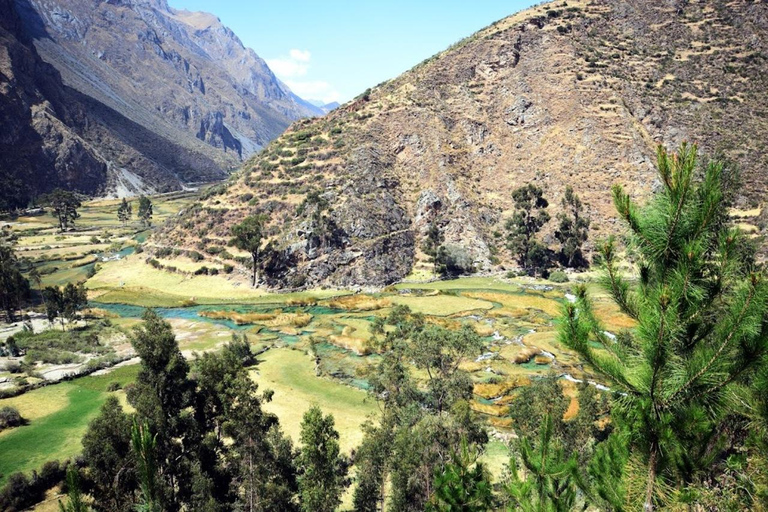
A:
106 381 121 392
0 460 67 511
188 251 204 262
223 264 234 274
548 270 569 283
0 406 23 429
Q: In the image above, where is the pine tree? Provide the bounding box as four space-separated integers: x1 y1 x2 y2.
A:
506 184 551 276
554 186 590 268
559 144 768 510
132 420 162 512
58 466 89 512
506 414 583 512
427 440 494 512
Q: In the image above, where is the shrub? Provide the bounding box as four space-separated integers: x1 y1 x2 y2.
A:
188 251 204 262
548 270 569 283
223 264 234 274
106 381 121 392
0 406 23 429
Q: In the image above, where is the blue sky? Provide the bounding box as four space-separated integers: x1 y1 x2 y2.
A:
168 1 537 104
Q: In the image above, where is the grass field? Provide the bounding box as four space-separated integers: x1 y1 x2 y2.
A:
0 365 139 485
251 348 378 453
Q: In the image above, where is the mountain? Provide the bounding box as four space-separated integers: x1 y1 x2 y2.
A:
308 100 341 113
160 0 768 288
0 0 319 208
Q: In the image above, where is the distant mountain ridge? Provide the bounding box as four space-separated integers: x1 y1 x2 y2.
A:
307 100 341 113
0 0 320 208
160 0 768 289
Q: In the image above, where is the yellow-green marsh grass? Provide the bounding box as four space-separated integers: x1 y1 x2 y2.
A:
464 291 562 317
324 294 391 311
87 255 345 306
155 257 223 273
166 318 238 352
389 294 494 316
395 276 522 293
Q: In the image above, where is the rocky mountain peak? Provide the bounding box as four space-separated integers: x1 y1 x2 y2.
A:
0 0 323 207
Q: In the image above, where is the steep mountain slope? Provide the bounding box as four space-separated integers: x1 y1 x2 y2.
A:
160 0 768 288
0 0 320 208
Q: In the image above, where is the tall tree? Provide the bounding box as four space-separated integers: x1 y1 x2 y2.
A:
355 306 487 511
559 144 768 510
117 198 133 226
137 196 153 228
42 285 65 330
196 336 297 511
62 282 88 326
43 189 81 232
554 185 590 268
0 244 29 322
231 214 268 287
81 396 137 512
506 184 550 276
422 221 445 278
297 406 348 512
127 310 195 511
352 419 393 512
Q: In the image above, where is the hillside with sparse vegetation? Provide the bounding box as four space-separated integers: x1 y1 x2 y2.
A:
160 0 768 289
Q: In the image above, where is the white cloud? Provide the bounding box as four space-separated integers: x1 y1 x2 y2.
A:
266 49 341 104
284 79 341 105
266 49 310 78
289 49 311 62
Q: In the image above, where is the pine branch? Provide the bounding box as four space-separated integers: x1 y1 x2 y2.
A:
663 281 757 409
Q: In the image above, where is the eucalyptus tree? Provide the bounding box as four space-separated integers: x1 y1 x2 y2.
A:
231 214 268 287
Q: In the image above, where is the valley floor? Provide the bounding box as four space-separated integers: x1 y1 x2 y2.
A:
0 195 632 507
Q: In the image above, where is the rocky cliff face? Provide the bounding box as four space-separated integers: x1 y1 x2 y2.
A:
0 0 321 208
161 0 768 288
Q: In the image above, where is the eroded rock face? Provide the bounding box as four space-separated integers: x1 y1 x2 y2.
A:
162 0 768 288
260 147 415 288
0 0 321 207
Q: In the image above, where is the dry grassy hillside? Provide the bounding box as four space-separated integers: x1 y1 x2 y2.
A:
160 0 768 288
